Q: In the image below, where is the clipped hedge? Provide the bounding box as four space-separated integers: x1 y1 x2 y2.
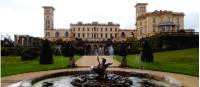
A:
21 48 39 61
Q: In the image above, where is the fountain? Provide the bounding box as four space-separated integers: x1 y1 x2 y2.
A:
7 58 182 87
71 57 133 87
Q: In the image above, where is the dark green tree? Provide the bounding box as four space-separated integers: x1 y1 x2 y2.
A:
141 40 154 62
119 42 127 67
40 39 53 64
62 42 76 67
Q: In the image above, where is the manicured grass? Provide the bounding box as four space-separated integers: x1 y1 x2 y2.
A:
115 48 199 76
1 55 80 77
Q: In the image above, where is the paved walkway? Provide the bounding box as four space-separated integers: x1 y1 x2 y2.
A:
76 56 120 67
1 56 199 87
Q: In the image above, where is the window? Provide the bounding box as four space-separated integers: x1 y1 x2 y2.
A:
78 28 80 31
65 32 68 37
115 28 117 31
110 34 112 38
87 28 89 31
83 33 85 38
105 33 107 38
110 28 112 31
83 28 85 31
78 33 80 37
153 17 156 23
121 32 125 37
115 33 117 38
73 28 75 31
93 27 96 31
105 28 107 31
45 32 50 37
101 33 103 38
101 28 103 31
55 32 59 37
94 34 96 38
46 20 50 25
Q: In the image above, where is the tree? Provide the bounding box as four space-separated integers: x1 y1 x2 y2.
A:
119 42 127 67
40 39 53 64
141 40 154 62
62 41 76 67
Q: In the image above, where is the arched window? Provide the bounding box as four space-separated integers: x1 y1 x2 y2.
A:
65 32 68 37
55 31 59 37
121 32 125 37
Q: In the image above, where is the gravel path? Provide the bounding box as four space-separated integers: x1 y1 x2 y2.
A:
75 56 120 67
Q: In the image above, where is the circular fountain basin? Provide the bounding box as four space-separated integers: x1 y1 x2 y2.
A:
7 71 182 87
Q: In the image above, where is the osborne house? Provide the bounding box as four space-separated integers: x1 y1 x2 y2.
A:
15 2 189 47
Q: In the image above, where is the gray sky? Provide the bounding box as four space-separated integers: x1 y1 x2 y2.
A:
0 0 199 39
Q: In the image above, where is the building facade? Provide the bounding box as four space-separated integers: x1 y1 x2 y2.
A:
135 3 184 39
14 35 43 47
43 6 135 42
43 3 185 41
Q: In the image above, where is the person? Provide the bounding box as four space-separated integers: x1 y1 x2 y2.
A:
108 45 114 58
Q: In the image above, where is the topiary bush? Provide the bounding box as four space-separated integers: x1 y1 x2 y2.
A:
21 48 39 61
1 47 10 56
141 40 154 62
40 39 53 64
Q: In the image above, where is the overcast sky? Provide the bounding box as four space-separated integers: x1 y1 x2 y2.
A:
0 0 199 39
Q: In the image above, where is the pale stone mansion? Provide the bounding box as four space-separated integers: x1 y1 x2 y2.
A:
15 2 192 47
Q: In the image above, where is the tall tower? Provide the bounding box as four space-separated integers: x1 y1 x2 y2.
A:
43 6 54 30
43 6 55 39
135 3 148 19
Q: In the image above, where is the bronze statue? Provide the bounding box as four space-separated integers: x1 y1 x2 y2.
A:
92 57 112 76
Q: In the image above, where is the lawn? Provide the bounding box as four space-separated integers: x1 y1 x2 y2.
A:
115 48 199 76
1 55 80 77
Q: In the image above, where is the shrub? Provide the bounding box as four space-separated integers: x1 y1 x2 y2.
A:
141 40 153 62
21 48 39 61
62 42 75 57
1 47 10 56
40 39 53 64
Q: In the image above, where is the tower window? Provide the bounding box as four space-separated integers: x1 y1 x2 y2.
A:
46 32 50 37
55 32 59 37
